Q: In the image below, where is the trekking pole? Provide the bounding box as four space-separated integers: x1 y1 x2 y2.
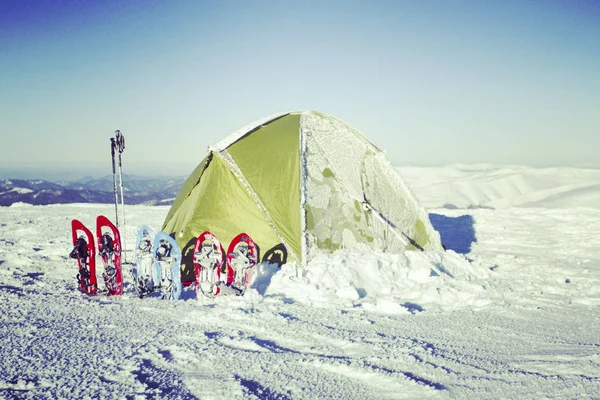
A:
115 131 126 228
110 137 119 226
115 130 127 263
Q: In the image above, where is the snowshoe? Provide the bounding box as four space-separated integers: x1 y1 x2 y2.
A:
193 231 227 298
132 226 158 298
225 233 258 295
71 220 97 295
96 216 123 296
152 232 182 300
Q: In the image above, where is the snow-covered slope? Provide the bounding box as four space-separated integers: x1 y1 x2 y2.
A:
400 164 600 210
1 165 600 399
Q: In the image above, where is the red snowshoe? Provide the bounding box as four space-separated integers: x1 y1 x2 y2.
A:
225 233 258 295
70 220 97 295
193 231 230 297
96 216 123 296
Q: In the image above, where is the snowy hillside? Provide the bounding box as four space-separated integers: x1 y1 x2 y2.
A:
1 166 599 399
400 164 600 210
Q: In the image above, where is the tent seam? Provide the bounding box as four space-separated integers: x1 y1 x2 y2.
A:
216 150 300 264
299 112 309 267
210 111 299 152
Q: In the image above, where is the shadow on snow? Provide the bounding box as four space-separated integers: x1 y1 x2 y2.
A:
429 213 477 254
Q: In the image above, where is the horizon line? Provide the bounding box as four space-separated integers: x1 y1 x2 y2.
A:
2 162 600 182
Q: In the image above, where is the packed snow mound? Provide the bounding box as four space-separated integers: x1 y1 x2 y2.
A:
261 249 492 313
400 164 600 209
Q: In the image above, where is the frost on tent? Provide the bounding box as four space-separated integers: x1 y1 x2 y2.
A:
301 111 442 259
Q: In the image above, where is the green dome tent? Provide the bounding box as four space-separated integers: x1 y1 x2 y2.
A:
162 110 443 283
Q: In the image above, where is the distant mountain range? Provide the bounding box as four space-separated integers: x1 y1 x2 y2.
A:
0 175 186 206
4 165 599 209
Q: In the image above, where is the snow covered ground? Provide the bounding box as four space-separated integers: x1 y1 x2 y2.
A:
1 165 599 399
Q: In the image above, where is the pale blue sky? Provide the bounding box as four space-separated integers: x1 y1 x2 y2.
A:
1 0 599 178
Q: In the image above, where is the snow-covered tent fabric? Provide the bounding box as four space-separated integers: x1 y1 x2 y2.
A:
163 110 443 282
